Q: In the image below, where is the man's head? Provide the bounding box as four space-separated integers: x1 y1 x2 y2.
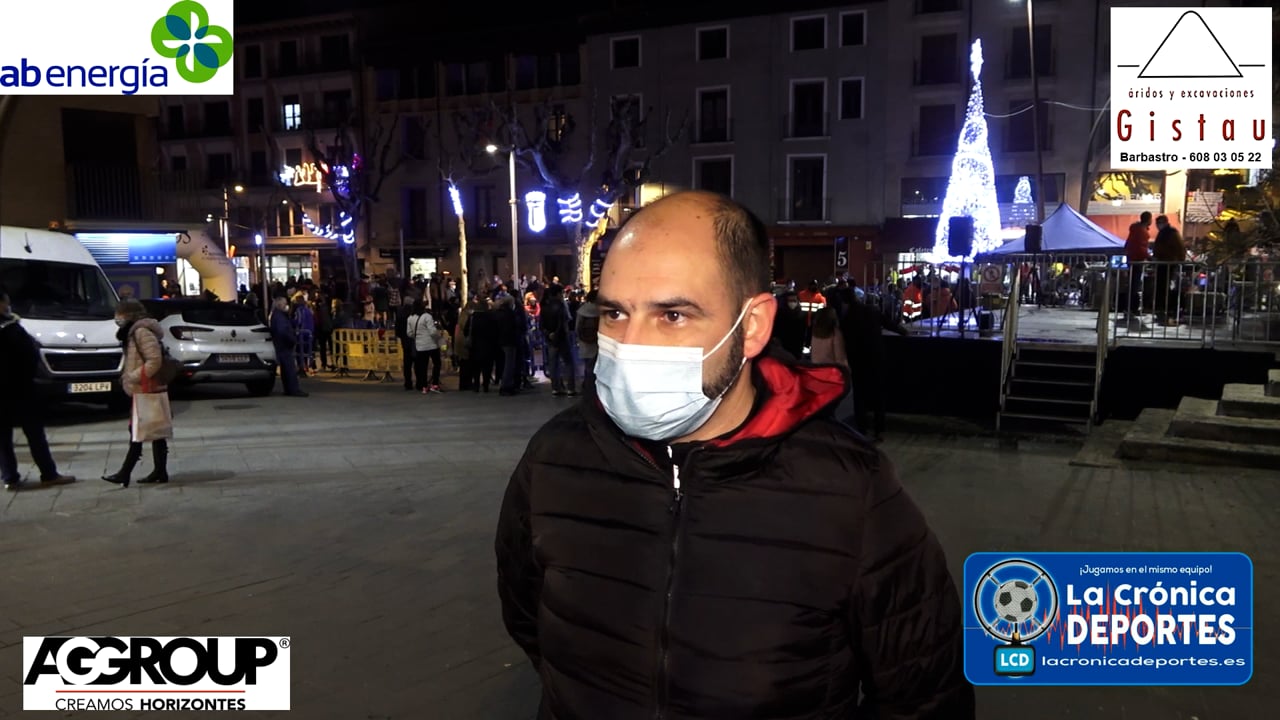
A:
1140 211 1153 226
597 190 775 400
808 280 820 293
273 297 289 312
1155 215 1169 230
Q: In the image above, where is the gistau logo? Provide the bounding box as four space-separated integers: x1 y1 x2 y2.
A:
23 637 277 685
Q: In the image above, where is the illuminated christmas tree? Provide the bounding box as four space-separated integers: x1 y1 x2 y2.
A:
931 39 1003 261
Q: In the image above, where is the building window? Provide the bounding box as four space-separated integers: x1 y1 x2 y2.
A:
838 78 864 121
917 104 956 156
285 148 303 168
166 105 185 137
276 206 299 237
790 80 826 138
207 152 233 186
319 34 350 70
612 37 641 69
204 101 231 135
788 156 826 221
536 53 559 88
1008 25 1054 78
403 115 426 159
170 155 187 172
697 88 729 143
445 63 465 96
278 40 298 74
281 95 301 131
1004 100 1051 152
612 94 644 148
514 56 536 90
318 204 336 228
791 16 826 52
404 188 427 237
694 157 733 196
546 104 569 144
246 97 264 134
917 0 961 13
918 33 960 85
243 45 262 78
250 150 268 184
560 51 581 85
322 90 352 126
697 27 728 61
901 177 949 214
474 185 497 237
840 11 866 47
375 69 398 101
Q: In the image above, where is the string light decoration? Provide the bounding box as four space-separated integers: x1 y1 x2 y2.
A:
557 193 584 224
524 191 548 233
586 197 613 224
1009 175 1037 227
448 185 464 217
299 209 355 245
931 39 1004 261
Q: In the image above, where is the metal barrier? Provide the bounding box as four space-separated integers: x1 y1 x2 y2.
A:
331 328 401 382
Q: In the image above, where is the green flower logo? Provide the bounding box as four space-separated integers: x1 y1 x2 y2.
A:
151 0 234 83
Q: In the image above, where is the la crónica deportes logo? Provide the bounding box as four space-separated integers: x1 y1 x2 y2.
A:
963 552 1254 686
151 0 234 83
0 0 233 95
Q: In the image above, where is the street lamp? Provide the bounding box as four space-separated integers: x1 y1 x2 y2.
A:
1013 0 1047 224
255 232 268 314
486 144 518 284
221 184 245 256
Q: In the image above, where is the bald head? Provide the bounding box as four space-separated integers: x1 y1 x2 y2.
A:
620 191 771 302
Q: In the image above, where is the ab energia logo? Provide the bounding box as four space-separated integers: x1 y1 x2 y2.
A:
151 0 234 84
0 0 234 95
963 552 1254 687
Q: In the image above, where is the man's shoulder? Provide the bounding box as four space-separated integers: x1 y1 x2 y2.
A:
524 404 592 460
775 416 893 496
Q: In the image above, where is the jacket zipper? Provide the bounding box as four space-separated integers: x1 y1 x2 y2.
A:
654 446 685 720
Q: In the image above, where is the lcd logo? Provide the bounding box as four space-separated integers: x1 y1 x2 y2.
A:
1111 7 1271 170
22 636 291 711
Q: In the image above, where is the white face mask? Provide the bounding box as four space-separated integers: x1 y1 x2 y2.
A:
595 302 751 441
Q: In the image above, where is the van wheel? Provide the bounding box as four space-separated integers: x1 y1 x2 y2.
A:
246 378 275 397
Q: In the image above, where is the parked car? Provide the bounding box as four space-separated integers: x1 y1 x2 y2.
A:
140 299 277 396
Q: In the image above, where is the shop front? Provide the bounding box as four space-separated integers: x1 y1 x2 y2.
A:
769 225 879 286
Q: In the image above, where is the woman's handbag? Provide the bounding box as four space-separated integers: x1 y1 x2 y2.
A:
131 391 173 442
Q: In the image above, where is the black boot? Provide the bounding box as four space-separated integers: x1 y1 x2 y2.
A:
102 443 143 488
138 440 169 484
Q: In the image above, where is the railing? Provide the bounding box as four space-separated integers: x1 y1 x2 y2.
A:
776 197 832 223
272 112 355 133
694 119 734 144
998 269 1023 423
269 56 356 78
65 165 205 221
1091 269 1111 424
783 112 828 139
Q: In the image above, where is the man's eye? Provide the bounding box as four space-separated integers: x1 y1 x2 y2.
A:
605 310 624 321
663 311 683 323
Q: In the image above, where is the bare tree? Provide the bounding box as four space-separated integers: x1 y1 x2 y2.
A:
437 106 502 303
496 94 688 288
266 117 405 302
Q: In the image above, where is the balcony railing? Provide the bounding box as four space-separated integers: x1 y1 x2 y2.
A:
1006 54 1057 79
1002 124 1056 154
269 54 356 78
783 112 829 139
911 129 954 157
914 59 961 86
272 111 356 133
694 119 735 144
65 165 203 222
776 196 832 223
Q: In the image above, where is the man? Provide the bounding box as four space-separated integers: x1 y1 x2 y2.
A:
395 295 417 391
1124 211 1153 318
0 287 76 491
270 297 308 397
1151 215 1186 326
841 289 909 442
496 191 972 719
538 285 578 397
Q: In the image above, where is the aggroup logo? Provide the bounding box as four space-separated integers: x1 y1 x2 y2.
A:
22 636 290 711
1111 7 1271 170
964 552 1253 687
151 0 234 84
0 0 234 95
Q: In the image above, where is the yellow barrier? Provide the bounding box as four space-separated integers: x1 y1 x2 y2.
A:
331 328 401 382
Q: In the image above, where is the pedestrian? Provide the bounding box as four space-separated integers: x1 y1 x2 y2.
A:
395 295 416 391
1124 211 1152 319
538 285 577 397
575 289 601 390
407 300 442 394
270 297 307 397
840 288 908 443
495 297 521 396
1152 215 1186 326
495 190 973 719
102 299 173 487
0 286 76 491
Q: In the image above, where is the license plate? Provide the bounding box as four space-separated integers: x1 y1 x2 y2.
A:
218 354 250 364
69 382 112 394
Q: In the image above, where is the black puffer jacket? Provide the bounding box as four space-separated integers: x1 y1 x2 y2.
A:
0 313 41 427
496 356 973 720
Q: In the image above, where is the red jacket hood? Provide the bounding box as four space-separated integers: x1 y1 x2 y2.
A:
706 356 846 448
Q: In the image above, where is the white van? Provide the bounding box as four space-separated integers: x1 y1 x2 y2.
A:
0 226 124 408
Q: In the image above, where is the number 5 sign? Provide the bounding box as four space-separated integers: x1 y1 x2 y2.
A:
834 236 849 275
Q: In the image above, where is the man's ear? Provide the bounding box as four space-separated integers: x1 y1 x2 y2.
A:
742 292 777 360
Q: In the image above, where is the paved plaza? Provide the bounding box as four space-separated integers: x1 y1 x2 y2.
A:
0 374 1276 719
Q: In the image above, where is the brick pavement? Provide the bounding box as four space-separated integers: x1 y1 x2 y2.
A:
0 375 1275 719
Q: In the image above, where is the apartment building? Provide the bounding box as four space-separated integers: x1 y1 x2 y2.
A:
156 12 365 288
366 17 590 283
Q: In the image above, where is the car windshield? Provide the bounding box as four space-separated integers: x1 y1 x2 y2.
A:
0 259 118 320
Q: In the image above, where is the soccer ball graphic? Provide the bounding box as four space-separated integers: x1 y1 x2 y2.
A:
994 579 1039 624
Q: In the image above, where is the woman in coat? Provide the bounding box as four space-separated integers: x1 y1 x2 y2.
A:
407 300 442 394
102 299 173 487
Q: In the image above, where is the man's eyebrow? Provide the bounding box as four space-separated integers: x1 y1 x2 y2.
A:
595 296 709 315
